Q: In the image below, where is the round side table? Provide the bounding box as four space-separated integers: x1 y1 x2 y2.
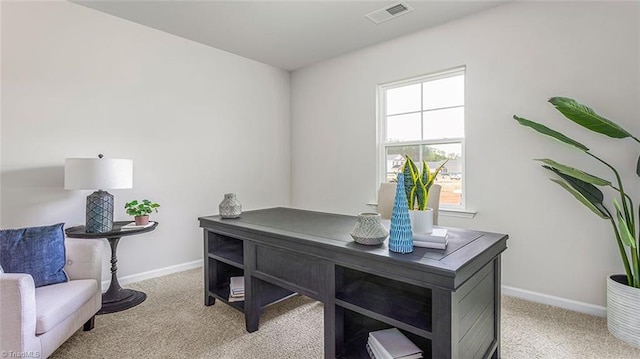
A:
65 221 158 314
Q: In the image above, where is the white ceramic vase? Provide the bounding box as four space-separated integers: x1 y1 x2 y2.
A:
219 193 242 218
409 208 433 234
607 274 640 348
350 212 388 245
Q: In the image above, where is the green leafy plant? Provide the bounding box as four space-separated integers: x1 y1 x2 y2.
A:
514 97 639 288
125 199 160 217
401 155 448 210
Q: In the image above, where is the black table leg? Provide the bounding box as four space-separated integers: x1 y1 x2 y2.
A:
99 237 146 314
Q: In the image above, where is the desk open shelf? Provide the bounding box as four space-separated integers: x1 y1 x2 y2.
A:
335 265 432 337
207 233 243 267
335 307 432 359
204 231 296 314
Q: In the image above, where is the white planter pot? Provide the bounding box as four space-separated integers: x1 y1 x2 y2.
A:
607 274 640 348
409 209 433 234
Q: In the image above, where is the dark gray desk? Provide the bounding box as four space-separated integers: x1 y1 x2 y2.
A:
199 207 507 359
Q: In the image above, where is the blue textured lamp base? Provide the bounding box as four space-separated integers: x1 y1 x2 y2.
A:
86 190 114 233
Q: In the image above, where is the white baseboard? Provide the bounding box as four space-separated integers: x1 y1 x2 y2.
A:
101 260 202 291
502 285 606 317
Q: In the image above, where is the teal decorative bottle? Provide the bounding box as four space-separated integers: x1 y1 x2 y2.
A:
389 173 413 253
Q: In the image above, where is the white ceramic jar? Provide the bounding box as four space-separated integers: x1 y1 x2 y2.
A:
219 193 242 218
350 212 388 245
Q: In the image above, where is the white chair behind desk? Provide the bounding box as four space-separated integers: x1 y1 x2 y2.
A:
376 183 442 225
426 184 442 225
376 183 397 220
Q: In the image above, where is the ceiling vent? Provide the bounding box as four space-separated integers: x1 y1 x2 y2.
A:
366 2 414 24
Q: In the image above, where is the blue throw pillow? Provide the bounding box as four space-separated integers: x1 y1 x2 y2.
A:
0 223 68 287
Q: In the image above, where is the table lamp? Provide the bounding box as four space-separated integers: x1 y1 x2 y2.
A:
65 154 133 233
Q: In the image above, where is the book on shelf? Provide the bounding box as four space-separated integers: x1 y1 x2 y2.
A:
121 221 155 230
230 276 244 294
365 342 376 359
228 276 245 302
368 328 422 359
367 339 388 359
367 336 393 359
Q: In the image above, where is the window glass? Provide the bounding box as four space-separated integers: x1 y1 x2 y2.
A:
422 107 464 140
379 68 466 209
420 143 463 206
422 75 464 110
386 113 421 142
384 145 419 182
386 83 421 115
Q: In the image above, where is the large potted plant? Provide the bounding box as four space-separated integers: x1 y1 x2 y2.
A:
514 97 639 347
401 155 447 233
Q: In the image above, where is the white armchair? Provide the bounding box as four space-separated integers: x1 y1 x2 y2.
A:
0 238 102 358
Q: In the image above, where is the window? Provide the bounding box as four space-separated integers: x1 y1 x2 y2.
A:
378 67 465 209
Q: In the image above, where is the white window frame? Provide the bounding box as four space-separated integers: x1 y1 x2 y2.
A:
376 66 467 210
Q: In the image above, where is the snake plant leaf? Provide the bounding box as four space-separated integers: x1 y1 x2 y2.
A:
543 166 605 205
614 198 637 248
420 161 430 187
412 161 428 210
415 180 427 210
535 159 611 186
513 116 589 152
550 178 610 219
549 97 635 140
424 159 449 190
402 156 419 209
637 155 640 177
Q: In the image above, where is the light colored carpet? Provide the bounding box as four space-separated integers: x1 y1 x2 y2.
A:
51 269 640 359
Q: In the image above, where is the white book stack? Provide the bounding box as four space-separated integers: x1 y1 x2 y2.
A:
367 328 423 359
413 228 448 249
228 276 244 302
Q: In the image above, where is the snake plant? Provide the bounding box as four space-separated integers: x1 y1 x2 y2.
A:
514 97 640 288
401 155 448 210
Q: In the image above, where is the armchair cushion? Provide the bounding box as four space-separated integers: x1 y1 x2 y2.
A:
0 223 68 287
34 279 98 334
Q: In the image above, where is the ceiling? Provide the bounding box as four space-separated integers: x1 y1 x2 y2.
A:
74 1 510 71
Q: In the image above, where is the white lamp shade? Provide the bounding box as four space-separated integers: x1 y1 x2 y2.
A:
64 158 133 190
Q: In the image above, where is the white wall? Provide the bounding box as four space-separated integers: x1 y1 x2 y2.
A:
291 1 639 307
1 1 291 280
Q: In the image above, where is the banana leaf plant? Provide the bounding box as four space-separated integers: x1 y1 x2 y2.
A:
402 155 448 210
514 97 640 288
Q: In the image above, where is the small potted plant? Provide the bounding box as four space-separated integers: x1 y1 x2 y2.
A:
402 155 448 233
125 199 160 226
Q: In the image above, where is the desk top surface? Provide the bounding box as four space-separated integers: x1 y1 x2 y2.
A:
200 207 507 276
